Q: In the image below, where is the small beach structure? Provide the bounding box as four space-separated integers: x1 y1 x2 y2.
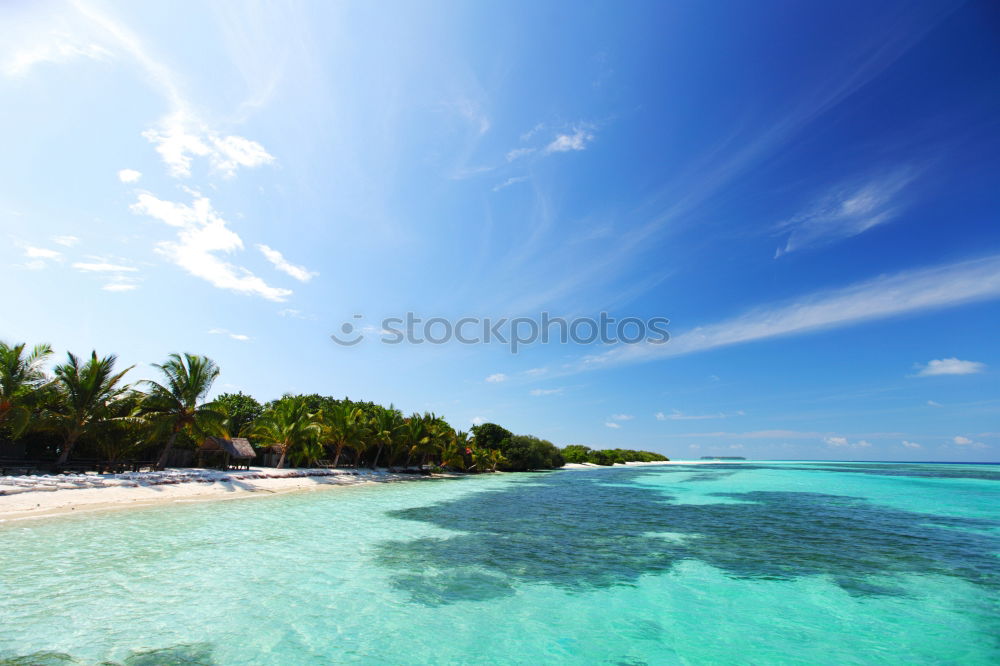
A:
197 437 256 470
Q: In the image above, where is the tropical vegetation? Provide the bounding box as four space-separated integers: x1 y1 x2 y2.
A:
0 340 668 472
561 445 670 466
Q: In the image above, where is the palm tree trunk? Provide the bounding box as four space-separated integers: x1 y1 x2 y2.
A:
276 445 288 469
56 433 79 465
332 444 343 468
371 444 383 470
157 431 180 469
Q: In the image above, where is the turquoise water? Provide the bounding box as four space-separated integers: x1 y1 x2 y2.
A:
1 462 998 665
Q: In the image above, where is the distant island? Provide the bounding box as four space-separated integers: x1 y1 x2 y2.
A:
700 456 746 460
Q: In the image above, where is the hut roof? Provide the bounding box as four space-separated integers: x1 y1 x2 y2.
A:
202 437 256 459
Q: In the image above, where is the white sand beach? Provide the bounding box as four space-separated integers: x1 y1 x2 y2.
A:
0 468 421 522
0 461 738 522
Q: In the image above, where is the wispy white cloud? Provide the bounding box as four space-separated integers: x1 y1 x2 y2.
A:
278 308 314 320
72 262 138 273
117 169 142 183
775 167 917 256
209 328 251 342
915 358 985 377
18 244 63 270
952 435 987 449
52 235 80 247
564 255 1000 374
102 281 137 292
23 246 62 260
1 29 111 77
604 421 621 429
505 148 535 162
131 192 292 302
485 373 507 383
58 1 274 179
529 388 563 396
142 111 274 178
453 98 490 135
520 124 544 141
74 259 141 292
655 409 743 421
927 400 943 407
545 126 594 153
493 176 529 192
257 244 317 282
824 436 871 448
610 414 634 421
471 416 485 426
901 440 922 449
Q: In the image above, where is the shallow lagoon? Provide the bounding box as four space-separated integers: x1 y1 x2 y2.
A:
2 462 998 664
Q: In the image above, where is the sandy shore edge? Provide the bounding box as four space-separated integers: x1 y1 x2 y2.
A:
0 470 424 523
1 460 733 522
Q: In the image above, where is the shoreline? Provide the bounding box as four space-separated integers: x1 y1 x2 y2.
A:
0 468 428 523
0 460 734 523
559 460 741 469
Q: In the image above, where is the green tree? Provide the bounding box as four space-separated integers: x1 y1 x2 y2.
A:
561 444 592 464
320 402 368 468
471 422 513 451
487 448 507 473
92 391 149 462
369 404 404 469
498 434 564 471
139 353 225 468
50 351 133 464
0 341 53 438
253 395 321 469
400 414 431 467
438 429 472 471
214 391 264 438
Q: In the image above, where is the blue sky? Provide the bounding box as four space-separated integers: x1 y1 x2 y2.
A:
2 0 998 461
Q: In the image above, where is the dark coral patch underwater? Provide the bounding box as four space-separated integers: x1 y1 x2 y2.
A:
376 468 1000 605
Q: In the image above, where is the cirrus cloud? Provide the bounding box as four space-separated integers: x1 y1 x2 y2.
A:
131 191 292 302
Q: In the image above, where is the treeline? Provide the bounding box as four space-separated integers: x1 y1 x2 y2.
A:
0 341 576 472
562 445 669 466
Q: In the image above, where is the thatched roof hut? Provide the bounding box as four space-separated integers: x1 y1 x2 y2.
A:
199 437 256 469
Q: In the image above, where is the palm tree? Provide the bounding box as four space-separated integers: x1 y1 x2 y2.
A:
139 353 224 469
471 447 490 472
368 405 403 470
438 439 466 470
422 413 454 468
320 403 368 468
0 341 53 437
50 351 133 464
92 390 149 463
453 430 473 470
487 448 507 473
400 414 430 467
253 396 320 469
